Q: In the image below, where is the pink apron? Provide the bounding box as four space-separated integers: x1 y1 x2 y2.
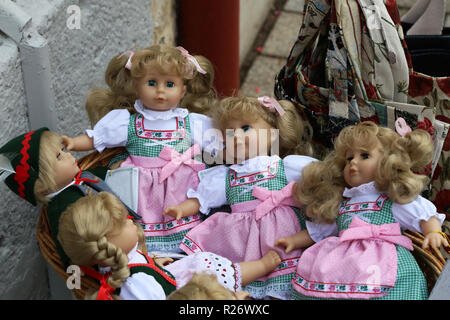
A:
293 217 413 299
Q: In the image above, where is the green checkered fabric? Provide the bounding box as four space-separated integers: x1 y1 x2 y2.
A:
293 194 428 300
225 158 307 298
126 113 192 157
337 196 396 230
145 228 190 253
225 159 288 205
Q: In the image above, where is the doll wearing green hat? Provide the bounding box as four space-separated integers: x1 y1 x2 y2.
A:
0 127 140 267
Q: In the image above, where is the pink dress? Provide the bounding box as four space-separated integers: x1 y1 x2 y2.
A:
86 100 221 253
179 155 317 300
292 182 446 300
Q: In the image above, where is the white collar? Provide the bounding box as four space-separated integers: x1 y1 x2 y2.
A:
229 155 281 173
46 180 78 199
343 181 380 198
134 99 188 120
125 242 141 263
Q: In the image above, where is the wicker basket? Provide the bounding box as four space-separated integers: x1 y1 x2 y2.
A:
404 229 448 294
36 149 448 299
36 147 129 300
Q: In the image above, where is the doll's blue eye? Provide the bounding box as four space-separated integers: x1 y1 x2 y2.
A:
166 81 175 88
361 153 370 159
148 80 156 86
346 156 353 162
242 125 251 132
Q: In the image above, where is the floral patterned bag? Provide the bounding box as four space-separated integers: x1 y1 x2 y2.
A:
274 0 449 216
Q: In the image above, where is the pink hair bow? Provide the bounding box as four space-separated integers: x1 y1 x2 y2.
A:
394 117 412 137
257 96 286 116
251 182 298 220
176 46 207 78
117 50 134 70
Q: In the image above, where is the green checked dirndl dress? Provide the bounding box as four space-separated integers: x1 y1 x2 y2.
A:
119 112 206 253
180 155 316 300
292 181 445 300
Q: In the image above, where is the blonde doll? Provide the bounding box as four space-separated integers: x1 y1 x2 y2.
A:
167 273 251 300
163 96 317 300
277 120 448 300
58 192 283 300
85 47 217 126
0 128 141 268
63 45 223 254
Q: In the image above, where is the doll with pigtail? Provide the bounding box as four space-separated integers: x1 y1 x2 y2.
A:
58 191 283 300
0 128 141 269
62 45 224 255
163 95 322 300
276 120 448 300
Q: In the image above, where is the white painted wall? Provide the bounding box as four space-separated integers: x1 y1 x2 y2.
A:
0 0 161 299
239 0 275 66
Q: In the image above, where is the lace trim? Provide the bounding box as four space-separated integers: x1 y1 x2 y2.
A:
343 181 379 198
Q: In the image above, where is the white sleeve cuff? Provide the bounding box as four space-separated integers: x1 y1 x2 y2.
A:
88 109 130 152
305 220 338 242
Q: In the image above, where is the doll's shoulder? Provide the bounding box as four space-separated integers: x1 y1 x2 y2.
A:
198 164 229 181
392 194 437 212
282 154 318 181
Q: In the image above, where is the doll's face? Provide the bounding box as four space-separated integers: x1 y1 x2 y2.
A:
107 210 139 255
343 143 383 188
136 61 186 111
54 144 80 189
224 117 275 164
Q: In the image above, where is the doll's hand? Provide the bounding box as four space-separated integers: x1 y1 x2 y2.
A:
274 237 295 254
163 206 183 220
61 136 75 151
423 231 450 250
155 257 174 267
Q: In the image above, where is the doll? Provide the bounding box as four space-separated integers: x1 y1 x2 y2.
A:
167 273 251 300
163 96 317 300
276 120 448 300
0 127 141 268
62 45 223 254
58 191 283 300
85 47 217 126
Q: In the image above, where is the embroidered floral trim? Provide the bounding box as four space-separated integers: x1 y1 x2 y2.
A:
229 162 278 187
180 236 203 253
339 194 388 215
276 257 299 272
141 214 200 233
292 273 392 295
135 113 185 140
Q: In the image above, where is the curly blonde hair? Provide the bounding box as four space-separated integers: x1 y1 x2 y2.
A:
58 192 145 300
295 121 433 223
167 273 236 300
210 96 313 158
86 45 216 125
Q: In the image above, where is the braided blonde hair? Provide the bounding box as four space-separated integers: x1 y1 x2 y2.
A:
295 121 433 223
58 192 144 300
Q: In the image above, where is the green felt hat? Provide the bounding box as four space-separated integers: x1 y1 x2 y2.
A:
0 128 49 206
